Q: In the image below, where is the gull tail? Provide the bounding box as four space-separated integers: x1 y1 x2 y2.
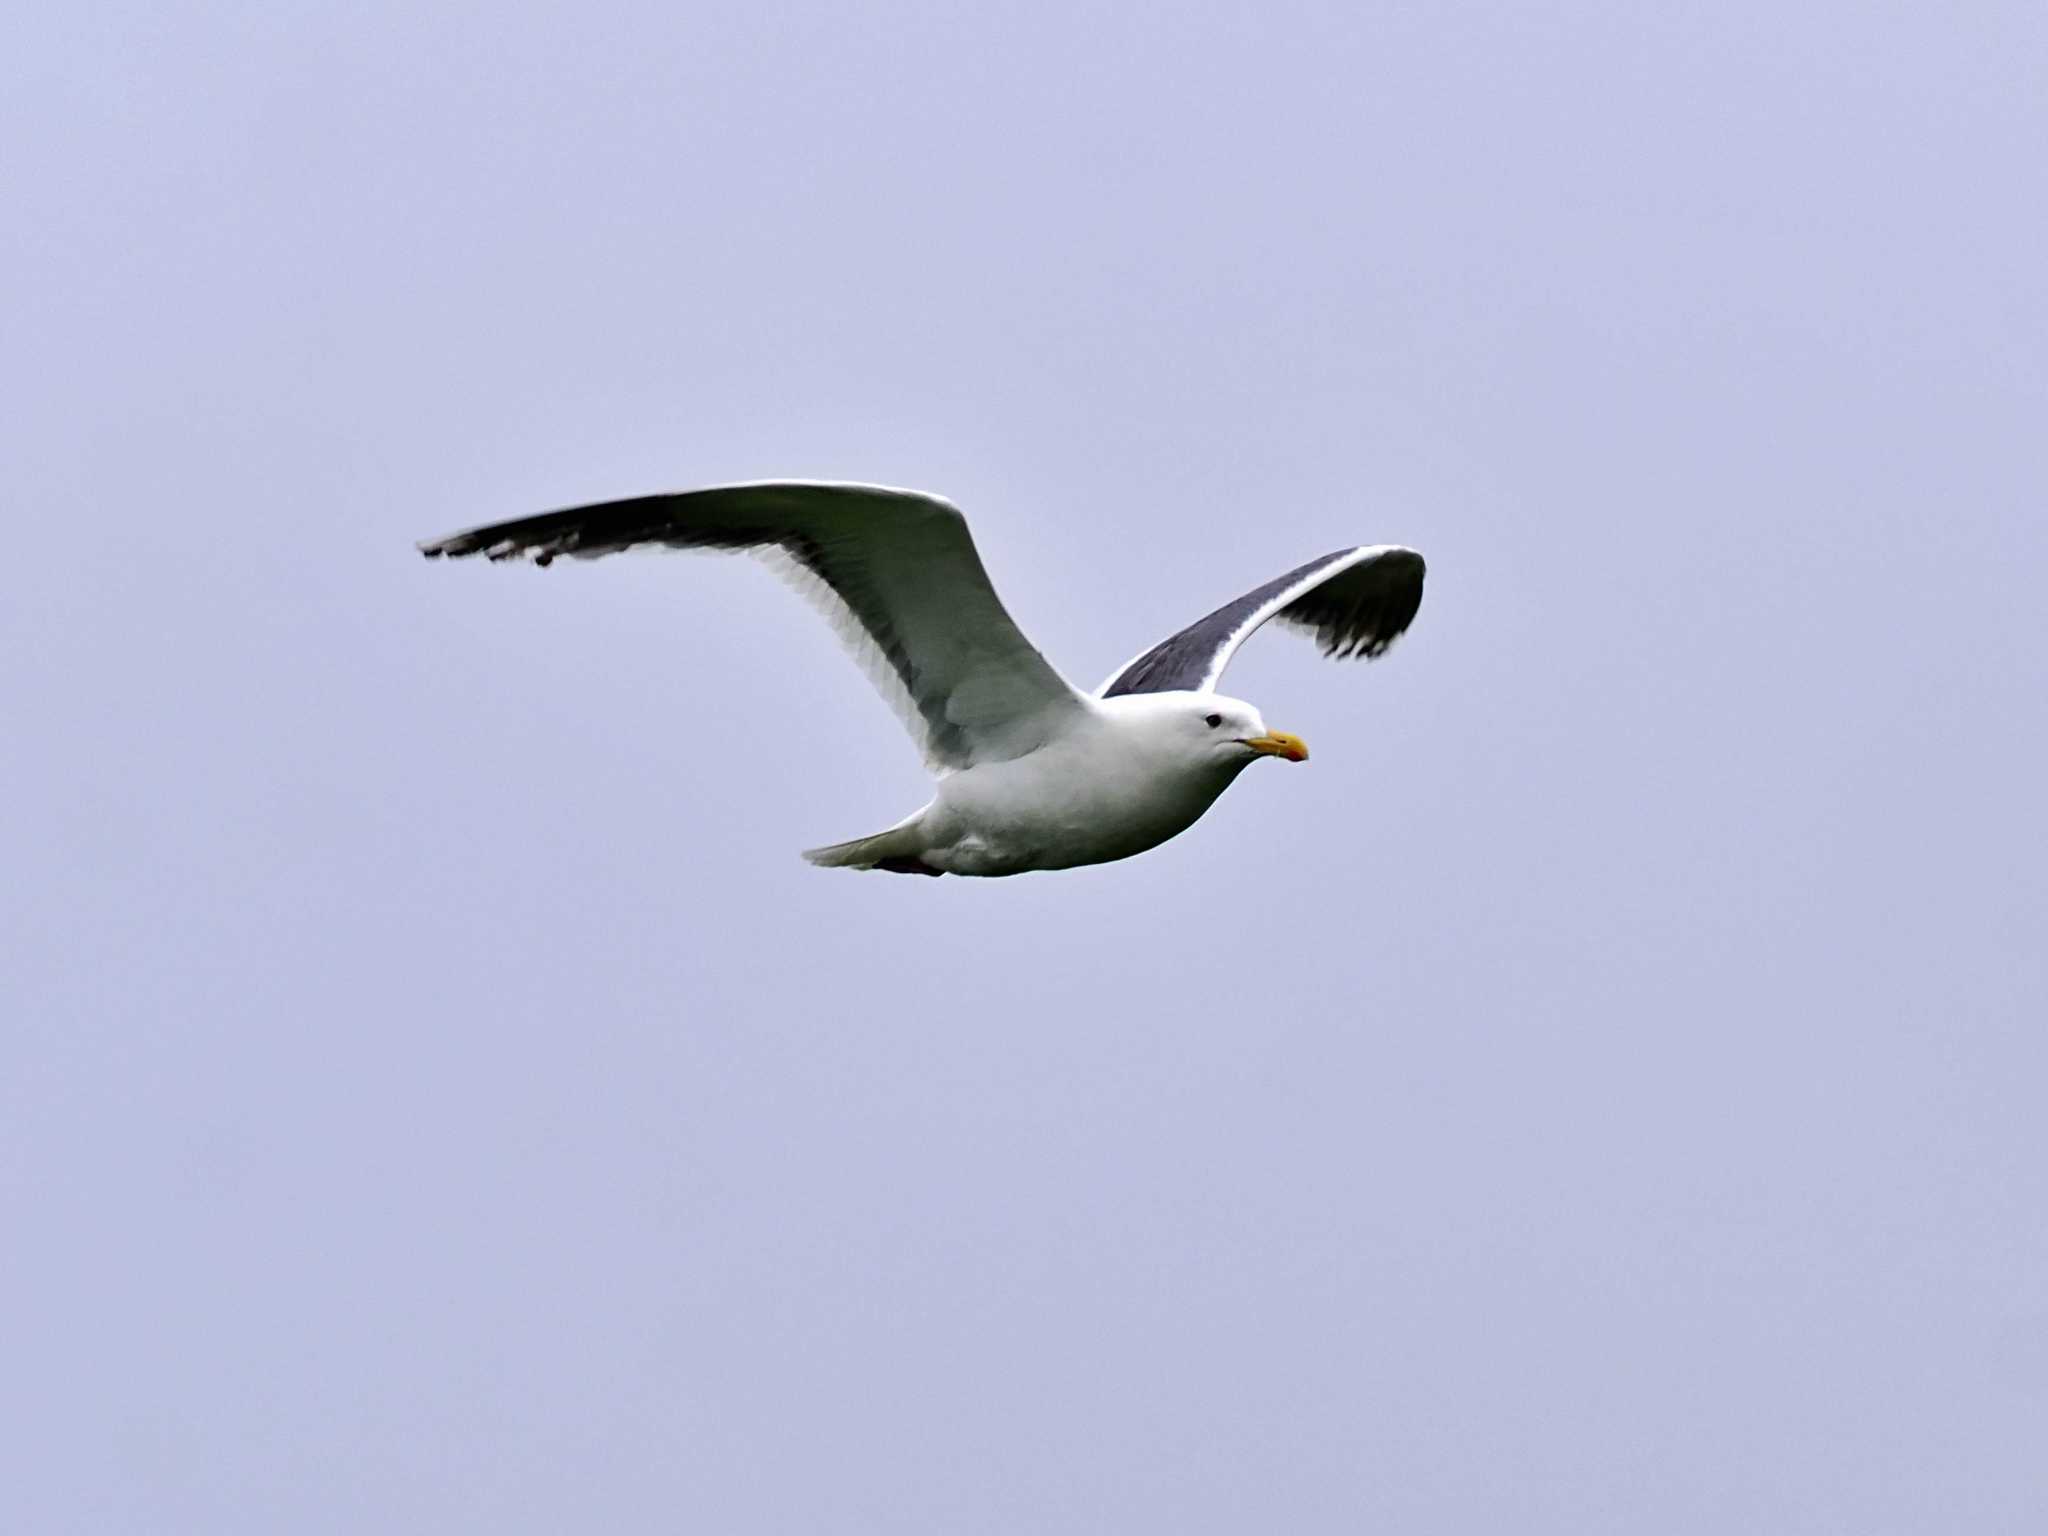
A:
801 815 942 876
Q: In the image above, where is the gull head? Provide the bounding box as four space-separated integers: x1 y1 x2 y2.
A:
1106 690 1310 771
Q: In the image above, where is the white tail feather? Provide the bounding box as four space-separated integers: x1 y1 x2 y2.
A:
801 814 930 871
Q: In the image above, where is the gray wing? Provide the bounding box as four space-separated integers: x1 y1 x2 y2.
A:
420 480 1088 770
1099 545 1426 697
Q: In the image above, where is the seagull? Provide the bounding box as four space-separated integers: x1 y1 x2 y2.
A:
419 481 1425 877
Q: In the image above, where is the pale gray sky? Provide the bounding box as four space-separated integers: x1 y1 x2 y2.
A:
6 2 2046 1531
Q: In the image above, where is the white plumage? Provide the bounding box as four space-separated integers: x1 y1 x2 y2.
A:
420 481 1425 877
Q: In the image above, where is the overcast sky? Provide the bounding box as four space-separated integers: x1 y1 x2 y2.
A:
7 3 2046 1531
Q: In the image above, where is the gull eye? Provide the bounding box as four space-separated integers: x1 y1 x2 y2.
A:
1204 713 1223 729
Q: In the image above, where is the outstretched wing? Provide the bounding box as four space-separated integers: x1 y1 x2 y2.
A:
420 481 1088 770
1099 545 1425 698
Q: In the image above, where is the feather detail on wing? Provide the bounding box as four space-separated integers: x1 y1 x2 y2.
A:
420 481 1089 770
1099 545 1425 697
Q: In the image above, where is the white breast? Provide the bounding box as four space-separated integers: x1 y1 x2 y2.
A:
917 706 1245 874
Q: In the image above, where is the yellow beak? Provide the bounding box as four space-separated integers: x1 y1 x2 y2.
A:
1240 730 1309 763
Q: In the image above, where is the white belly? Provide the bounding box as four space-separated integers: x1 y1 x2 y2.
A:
916 730 1242 876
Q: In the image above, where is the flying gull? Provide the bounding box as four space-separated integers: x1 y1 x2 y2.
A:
418 481 1425 877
